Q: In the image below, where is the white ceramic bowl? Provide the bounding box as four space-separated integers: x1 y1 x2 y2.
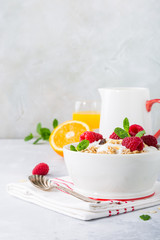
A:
63 144 160 200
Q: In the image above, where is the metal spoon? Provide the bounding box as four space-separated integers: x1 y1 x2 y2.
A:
28 175 100 204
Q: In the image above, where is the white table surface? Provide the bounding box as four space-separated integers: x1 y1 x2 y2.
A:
1 139 160 240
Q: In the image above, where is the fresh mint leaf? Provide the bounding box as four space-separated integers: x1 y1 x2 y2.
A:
77 140 89 151
40 128 51 141
36 122 42 135
24 133 33 141
70 145 77 151
33 137 42 144
136 130 146 138
114 128 129 139
123 117 130 132
140 215 151 221
53 119 58 129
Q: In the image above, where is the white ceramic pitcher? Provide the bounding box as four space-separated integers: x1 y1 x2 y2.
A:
99 88 160 139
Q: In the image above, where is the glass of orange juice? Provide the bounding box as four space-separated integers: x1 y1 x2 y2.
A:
72 101 100 131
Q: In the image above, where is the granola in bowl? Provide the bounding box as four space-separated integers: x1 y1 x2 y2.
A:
70 118 159 154
81 139 158 154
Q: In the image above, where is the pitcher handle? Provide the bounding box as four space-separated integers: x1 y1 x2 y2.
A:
146 99 160 139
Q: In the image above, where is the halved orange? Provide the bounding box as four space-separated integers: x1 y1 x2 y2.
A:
49 120 90 157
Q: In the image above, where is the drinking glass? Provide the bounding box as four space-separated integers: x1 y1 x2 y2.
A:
72 101 100 131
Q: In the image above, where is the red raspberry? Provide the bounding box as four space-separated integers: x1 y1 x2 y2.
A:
80 131 103 143
32 163 49 175
80 131 96 143
109 132 120 139
95 133 103 141
141 135 157 147
122 137 144 152
129 124 144 136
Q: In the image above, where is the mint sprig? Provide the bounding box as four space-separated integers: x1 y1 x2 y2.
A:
114 117 130 139
70 145 77 151
140 215 151 221
53 119 58 129
70 140 90 152
123 117 130 132
114 127 129 139
135 130 146 137
77 140 90 151
33 137 42 144
114 117 147 139
36 123 42 135
40 128 51 140
24 118 58 144
24 133 33 141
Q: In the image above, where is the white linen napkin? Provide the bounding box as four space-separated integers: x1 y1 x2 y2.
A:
7 176 160 221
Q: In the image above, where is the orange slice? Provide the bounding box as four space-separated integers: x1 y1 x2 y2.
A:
49 120 90 157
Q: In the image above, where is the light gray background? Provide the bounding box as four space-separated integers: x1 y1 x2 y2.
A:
0 0 160 138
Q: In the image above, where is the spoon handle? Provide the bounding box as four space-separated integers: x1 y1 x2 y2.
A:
52 184 100 204
28 175 100 204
